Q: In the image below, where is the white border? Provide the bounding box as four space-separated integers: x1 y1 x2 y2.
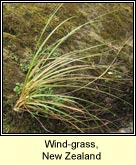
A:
1 0 135 136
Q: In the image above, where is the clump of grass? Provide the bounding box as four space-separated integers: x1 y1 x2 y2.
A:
13 4 132 133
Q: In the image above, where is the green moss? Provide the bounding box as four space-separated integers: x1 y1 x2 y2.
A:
3 3 133 133
98 3 133 41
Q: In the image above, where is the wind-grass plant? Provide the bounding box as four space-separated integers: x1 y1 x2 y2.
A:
13 4 132 133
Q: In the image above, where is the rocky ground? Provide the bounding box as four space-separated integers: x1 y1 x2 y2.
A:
3 3 133 134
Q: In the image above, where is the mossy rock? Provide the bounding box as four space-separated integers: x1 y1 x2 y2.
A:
3 3 133 133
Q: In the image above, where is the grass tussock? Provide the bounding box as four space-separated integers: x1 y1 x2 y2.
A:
12 4 133 133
